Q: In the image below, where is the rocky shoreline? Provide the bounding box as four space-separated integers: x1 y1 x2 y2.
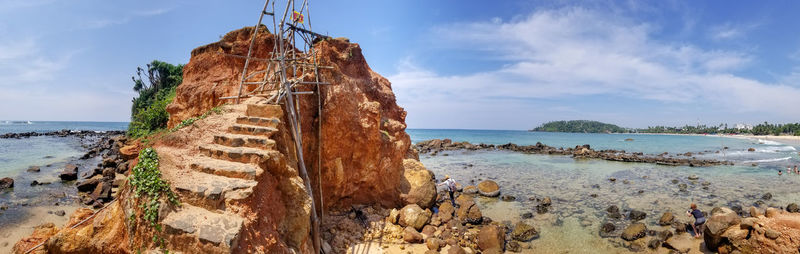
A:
0 129 125 139
415 139 735 167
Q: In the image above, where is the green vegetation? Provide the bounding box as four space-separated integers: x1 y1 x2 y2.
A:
169 105 224 132
129 148 179 248
128 60 184 138
531 120 628 133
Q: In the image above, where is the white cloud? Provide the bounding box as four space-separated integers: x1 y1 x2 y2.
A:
709 22 759 40
390 7 800 128
0 38 71 84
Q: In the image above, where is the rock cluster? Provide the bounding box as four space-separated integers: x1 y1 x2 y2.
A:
0 130 125 139
416 139 733 167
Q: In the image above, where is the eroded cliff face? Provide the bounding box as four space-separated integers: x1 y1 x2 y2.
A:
167 26 431 211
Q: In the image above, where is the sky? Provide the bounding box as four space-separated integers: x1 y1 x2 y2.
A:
0 0 799 130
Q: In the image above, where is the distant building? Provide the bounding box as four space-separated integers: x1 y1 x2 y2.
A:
734 123 753 130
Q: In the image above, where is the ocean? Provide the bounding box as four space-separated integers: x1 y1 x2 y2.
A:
408 129 800 252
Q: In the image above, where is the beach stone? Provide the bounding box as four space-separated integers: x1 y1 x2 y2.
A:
54 210 65 216
657 230 673 241
786 203 799 213
477 224 505 251
747 148 755 152
477 180 500 197
403 226 423 243
446 245 466 254
90 181 112 202
648 239 661 249
621 223 646 241
762 193 772 200
0 177 13 190
27 166 40 172
535 204 549 214
456 201 483 224
678 183 687 192
703 207 740 250
500 195 516 202
664 234 692 253
629 210 646 221
765 207 780 218
609 177 616 182
399 204 431 231
688 174 698 180
426 238 443 251
59 164 79 181
600 222 615 235
740 217 757 230
422 224 436 236
510 221 538 242
607 205 622 219
521 212 533 219
765 228 781 240
671 179 679 184
439 202 455 222
463 185 478 194
658 212 674 225
540 197 552 206
76 177 102 192
387 208 399 224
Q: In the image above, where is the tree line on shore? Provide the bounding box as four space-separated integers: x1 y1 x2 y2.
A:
127 60 184 138
532 120 800 136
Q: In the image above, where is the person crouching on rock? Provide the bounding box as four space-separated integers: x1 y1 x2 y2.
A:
437 175 458 207
687 203 705 238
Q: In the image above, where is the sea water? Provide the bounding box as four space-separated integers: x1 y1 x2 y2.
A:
408 129 800 253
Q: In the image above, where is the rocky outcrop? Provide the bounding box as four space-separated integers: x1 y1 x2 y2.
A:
704 207 800 253
704 207 741 250
399 159 436 209
477 225 505 252
398 204 432 231
0 177 13 190
477 180 500 197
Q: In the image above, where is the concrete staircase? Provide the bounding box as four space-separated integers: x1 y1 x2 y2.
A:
161 103 284 253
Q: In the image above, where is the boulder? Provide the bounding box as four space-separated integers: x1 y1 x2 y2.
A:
477 180 500 197
446 245 466 254
688 174 698 180
59 164 79 181
398 204 432 231
664 234 693 253
27 166 40 172
703 207 740 250
463 185 478 194
403 226 423 243
786 203 799 213
540 197 552 206
658 212 674 226
647 239 661 249
426 238 443 251
629 210 646 221
439 202 455 222
749 206 761 217
456 202 483 224
90 181 112 202
600 222 615 235
764 228 781 240
621 223 646 241
740 217 757 230
747 148 755 152
477 225 505 251
400 159 437 209
761 192 772 200
765 207 780 218
510 221 538 242
422 225 436 237
76 178 102 192
0 177 13 190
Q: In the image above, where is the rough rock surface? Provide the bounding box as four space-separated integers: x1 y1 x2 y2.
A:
621 223 646 241
705 208 800 253
477 225 505 251
703 207 741 251
658 212 674 225
399 159 436 208
0 177 13 190
511 221 538 242
477 180 500 197
398 204 432 231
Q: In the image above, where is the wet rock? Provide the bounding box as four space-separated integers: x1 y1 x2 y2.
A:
703 207 740 250
629 210 646 221
456 201 483 224
678 183 687 192
607 205 622 219
399 204 432 231
59 164 79 181
671 179 679 184
658 212 674 226
477 180 500 197
540 197 552 206
506 241 521 252
477 224 505 251
0 177 13 190
787 203 799 213
608 178 616 182
664 235 692 253
621 223 646 241
688 174 698 180
648 239 661 249
403 226 423 243
500 195 516 202
600 222 615 235
462 185 478 194
535 204 549 214
740 217 757 230
511 221 538 242
761 192 772 200
747 148 755 152
622 179 630 184
657 230 673 241
27 166 40 172
76 177 102 192
54 210 65 216
521 212 533 219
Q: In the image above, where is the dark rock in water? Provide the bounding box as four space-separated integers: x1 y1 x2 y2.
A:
59 164 79 181
657 230 673 241
477 180 500 197
607 205 619 214
747 148 755 152
27 166 41 172
622 179 630 184
761 192 772 200
590 193 598 198
671 179 679 184
648 239 662 249
511 221 538 241
787 203 799 213
1 177 14 189
30 180 41 186
101 157 117 168
678 183 687 192
621 223 646 241
608 178 616 182
540 197 551 206
754 200 765 207
600 222 615 234
536 204 549 214
658 212 674 226
629 210 646 221
501 195 516 202
521 212 533 219
688 174 698 180
54 210 65 216
76 178 102 192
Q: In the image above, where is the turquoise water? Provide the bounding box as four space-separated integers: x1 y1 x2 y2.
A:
408 129 800 253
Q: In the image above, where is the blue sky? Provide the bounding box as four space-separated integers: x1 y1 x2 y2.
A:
1 1 799 130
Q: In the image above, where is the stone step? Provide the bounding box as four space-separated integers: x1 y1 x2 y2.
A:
228 124 278 137
236 116 280 128
198 144 279 164
213 133 276 149
172 171 257 211
162 203 244 252
246 104 283 118
190 156 262 180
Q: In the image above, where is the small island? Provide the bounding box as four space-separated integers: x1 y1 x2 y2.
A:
530 120 628 133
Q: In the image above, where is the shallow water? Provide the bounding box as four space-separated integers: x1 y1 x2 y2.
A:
411 130 800 253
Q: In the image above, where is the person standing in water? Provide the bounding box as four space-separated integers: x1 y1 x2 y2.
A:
687 203 706 238
437 175 458 207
